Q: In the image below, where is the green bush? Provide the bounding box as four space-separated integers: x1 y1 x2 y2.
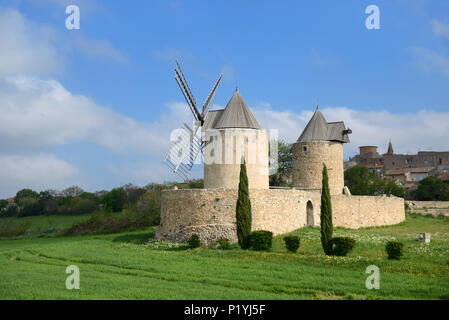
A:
5 205 19 217
217 238 230 250
283 235 300 253
386 240 404 259
0 219 31 238
250 230 273 251
321 164 333 255
188 234 201 248
332 237 356 256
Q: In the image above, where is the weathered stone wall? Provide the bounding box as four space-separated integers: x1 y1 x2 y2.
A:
203 128 269 189
292 141 344 195
156 189 405 244
332 195 405 228
406 200 449 209
406 200 449 218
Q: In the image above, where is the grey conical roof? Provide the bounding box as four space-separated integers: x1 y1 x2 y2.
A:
297 106 350 143
214 89 260 129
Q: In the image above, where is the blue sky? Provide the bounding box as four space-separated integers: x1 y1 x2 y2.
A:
1 0 449 197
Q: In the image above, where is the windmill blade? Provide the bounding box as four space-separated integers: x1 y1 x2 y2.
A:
175 76 199 121
175 67 202 121
175 61 202 121
164 122 202 180
201 73 223 119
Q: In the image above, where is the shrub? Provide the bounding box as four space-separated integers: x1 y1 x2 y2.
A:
386 240 404 259
283 235 300 253
188 234 201 248
332 237 356 256
321 164 333 255
217 238 230 250
5 205 19 217
236 159 252 249
250 230 273 251
0 219 31 238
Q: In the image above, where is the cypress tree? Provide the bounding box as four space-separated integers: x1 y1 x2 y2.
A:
236 158 252 249
320 164 333 255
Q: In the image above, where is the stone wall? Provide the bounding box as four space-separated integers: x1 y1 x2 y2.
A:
406 200 449 209
156 188 405 244
332 195 405 228
292 141 344 195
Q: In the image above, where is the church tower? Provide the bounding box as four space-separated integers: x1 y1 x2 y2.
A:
202 88 269 189
291 106 351 195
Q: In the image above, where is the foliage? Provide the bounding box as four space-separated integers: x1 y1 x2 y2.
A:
0 199 9 211
236 159 252 249
414 176 449 201
217 238 230 250
332 237 356 256
344 165 405 197
0 219 31 238
320 164 333 256
5 205 18 217
269 140 293 187
101 187 126 212
64 209 154 236
188 234 201 248
61 186 84 198
250 230 273 251
15 189 39 206
283 235 300 253
385 241 404 260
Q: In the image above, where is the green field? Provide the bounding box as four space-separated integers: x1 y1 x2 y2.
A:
1 213 448 299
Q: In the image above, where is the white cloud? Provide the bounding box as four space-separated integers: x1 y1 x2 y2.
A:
0 76 190 156
0 9 64 75
0 153 78 197
431 20 449 40
410 47 449 78
253 105 449 159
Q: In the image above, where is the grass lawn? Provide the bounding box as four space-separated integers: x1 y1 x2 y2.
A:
0 213 448 300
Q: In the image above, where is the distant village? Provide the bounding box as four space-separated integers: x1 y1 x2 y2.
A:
345 141 449 190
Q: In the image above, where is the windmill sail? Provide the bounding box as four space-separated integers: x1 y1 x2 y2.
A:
164 61 222 180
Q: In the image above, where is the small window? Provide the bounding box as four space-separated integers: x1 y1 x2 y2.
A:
303 146 308 152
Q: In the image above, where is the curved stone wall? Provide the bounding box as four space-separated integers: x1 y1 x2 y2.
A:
203 128 269 189
292 141 344 195
156 188 405 245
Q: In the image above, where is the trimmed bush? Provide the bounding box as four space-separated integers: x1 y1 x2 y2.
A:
283 235 300 253
332 237 356 256
386 241 404 259
250 230 273 251
188 234 201 248
217 238 230 250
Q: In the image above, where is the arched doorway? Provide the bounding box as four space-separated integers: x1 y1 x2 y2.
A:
306 200 314 227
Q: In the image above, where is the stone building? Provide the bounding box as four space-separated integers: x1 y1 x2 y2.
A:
156 93 405 244
347 140 449 180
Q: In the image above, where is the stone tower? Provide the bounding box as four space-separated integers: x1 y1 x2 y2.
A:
202 88 269 189
292 106 351 195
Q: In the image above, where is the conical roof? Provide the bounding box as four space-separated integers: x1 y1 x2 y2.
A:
297 106 350 143
297 106 329 142
214 88 260 129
